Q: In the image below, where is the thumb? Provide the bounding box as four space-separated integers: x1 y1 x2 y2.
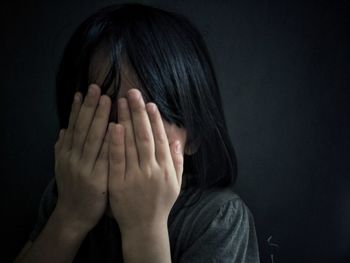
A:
170 140 184 186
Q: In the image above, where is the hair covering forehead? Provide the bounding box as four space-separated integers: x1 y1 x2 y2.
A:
88 41 149 103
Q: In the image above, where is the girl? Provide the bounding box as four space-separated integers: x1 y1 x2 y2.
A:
14 3 260 263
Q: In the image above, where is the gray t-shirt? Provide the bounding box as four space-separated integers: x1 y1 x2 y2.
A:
29 177 260 262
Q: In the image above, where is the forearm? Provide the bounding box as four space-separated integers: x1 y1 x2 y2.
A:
121 222 172 263
15 208 89 263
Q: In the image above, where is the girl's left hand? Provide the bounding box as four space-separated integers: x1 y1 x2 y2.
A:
107 88 184 234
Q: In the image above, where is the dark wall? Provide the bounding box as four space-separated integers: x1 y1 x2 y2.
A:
2 0 349 262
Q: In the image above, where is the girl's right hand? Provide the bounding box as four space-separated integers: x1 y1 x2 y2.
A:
53 84 112 233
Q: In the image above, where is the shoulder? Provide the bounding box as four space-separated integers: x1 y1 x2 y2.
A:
170 185 256 239
169 186 260 262
178 186 252 224
208 187 254 225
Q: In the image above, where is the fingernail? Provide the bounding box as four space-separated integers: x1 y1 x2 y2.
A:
88 85 97 96
74 93 81 103
59 129 64 138
148 103 157 114
128 89 140 100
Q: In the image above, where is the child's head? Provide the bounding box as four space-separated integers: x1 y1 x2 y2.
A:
56 3 238 189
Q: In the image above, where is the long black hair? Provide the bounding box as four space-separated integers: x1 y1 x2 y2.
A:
56 3 238 191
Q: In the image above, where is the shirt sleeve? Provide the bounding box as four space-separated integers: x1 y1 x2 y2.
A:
28 178 57 242
179 197 260 263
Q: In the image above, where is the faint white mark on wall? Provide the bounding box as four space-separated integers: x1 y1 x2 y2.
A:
267 235 280 263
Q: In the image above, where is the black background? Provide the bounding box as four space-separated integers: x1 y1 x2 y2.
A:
2 0 350 262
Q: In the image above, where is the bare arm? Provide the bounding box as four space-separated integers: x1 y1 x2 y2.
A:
14 207 90 263
121 223 171 263
15 84 111 263
108 89 184 263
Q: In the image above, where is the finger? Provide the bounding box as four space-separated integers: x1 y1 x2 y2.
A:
109 123 125 190
93 123 110 177
145 102 172 165
170 140 184 186
71 84 100 160
81 95 111 170
117 97 139 172
62 92 82 151
127 89 155 168
54 129 65 156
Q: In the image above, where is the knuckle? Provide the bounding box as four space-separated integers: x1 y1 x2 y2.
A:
86 131 99 145
155 135 168 145
125 170 135 179
141 162 156 177
144 167 153 178
73 125 85 139
75 163 89 177
137 130 152 143
163 169 171 180
68 155 79 169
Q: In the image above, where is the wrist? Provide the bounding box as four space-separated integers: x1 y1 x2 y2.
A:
120 219 168 239
51 206 92 239
121 221 171 263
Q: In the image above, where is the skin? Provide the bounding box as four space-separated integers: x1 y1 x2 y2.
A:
53 80 185 263
95 62 190 218
109 86 183 262
13 48 194 263
108 87 184 229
